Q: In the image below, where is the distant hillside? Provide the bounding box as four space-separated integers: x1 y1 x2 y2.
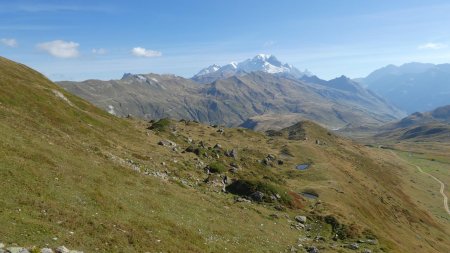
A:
360 62 450 113
373 105 450 142
60 70 404 130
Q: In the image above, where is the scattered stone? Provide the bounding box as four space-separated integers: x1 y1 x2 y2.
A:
362 249 372 253
217 128 225 134
314 236 325 242
0 243 3 248
235 197 251 203
213 144 222 149
295 215 307 224
262 158 270 166
274 205 285 211
158 140 177 147
366 239 378 245
266 154 276 161
55 246 70 253
290 223 305 230
6 248 29 253
40 248 54 253
307 246 319 253
249 191 264 202
346 243 359 250
225 149 238 159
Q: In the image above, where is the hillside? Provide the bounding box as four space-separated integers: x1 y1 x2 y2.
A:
59 70 404 130
0 57 449 252
360 62 450 113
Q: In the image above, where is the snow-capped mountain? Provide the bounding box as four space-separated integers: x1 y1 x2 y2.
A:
192 54 312 83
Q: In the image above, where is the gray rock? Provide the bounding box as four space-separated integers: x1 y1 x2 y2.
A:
307 246 319 253
0 243 4 249
235 197 251 203
40 249 54 253
366 239 378 245
266 154 276 161
362 249 372 253
158 140 176 147
6 248 29 253
250 191 264 202
213 144 222 149
55 246 69 253
230 149 237 159
294 215 307 224
347 243 359 250
0 249 5 253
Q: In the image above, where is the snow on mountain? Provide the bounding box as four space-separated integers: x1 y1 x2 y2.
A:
192 54 311 83
195 64 221 77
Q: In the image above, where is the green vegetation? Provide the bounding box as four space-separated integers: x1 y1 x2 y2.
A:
207 161 227 173
148 118 171 131
0 56 449 252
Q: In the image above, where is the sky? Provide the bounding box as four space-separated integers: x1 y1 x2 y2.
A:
1 0 450 81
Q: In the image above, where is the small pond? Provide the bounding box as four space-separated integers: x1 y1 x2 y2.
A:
296 163 310 170
301 192 319 199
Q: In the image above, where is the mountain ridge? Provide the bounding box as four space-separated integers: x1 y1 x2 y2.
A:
60 70 405 130
192 54 312 84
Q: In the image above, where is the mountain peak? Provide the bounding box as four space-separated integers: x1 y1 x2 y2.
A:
192 54 312 83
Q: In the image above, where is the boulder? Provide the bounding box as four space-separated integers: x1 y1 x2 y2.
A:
40 249 54 253
249 191 264 202
55 246 69 253
295 215 307 224
158 140 176 147
347 243 359 250
307 246 319 253
6 248 29 253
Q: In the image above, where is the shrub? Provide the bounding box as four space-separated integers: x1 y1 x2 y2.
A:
208 161 227 173
226 179 292 205
149 118 171 131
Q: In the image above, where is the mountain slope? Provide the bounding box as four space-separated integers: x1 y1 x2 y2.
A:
60 72 404 129
374 105 450 142
360 62 450 113
1 57 449 252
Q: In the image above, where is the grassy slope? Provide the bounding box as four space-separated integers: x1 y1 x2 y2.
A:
0 57 449 252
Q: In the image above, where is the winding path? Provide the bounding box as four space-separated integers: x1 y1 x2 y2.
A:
391 151 450 216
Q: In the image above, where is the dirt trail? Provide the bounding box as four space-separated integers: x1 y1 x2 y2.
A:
392 151 450 216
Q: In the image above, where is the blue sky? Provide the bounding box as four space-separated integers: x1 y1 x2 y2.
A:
1 0 450 81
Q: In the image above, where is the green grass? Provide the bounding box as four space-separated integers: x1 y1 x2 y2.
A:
0 56 449 253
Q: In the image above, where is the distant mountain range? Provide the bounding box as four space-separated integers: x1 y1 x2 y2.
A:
59 55 404 129
192 54 312 84
378 105 450 141
358 62 450 113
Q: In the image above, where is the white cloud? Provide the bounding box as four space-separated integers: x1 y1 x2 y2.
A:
92 48 107 54
263 40 276 47
131 47 162 57
37 40 80 58
0 38 18 47
418 42 447 50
